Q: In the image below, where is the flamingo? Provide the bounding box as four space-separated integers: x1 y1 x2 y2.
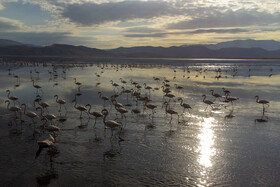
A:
21 103 39 126
210 90 222 101
31 80 42 93
110 80 119 91
174 84 184 90
115 105 128 120
202 94 214 110
41 117 60 136
121 87 132 105
74 78 82 91
101 109 123 141
5 100 21 118
54 94 66 112
144 100 157 117
222 88 231 96
34 95 50 112
36 107 56 125
72 97 88 119
6 90 19 105
36 134 56 158
255 96 269 109
225 95 239 106
98 92 109 107
111 98 124 108
143 83 153 97
163 101 179 123
177 97 192 113
37 134 55 148
85 104 103 127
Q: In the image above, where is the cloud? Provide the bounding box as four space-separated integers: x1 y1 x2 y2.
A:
125 33 167 38
189 28 248 34
0 17 22 31
61 1 179 26
124 27 162 33
124 28 250 38
167 9 280 29
0 0 17 10
0 31 95 46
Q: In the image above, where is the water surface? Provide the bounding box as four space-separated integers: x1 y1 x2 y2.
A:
1 59 280 186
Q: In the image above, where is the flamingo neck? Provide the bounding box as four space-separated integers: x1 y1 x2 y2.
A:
87 105 92 113
6 101 10 109
179 99 183 106
7 91 10 98
203 96 206 102
73 100 78 108
23 104 27 114
103 112 108 124
38 108 43 116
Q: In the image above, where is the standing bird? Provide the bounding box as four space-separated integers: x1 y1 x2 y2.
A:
225 95 239 106
255 95 269 114
21 103 39 126
72 97 88 119
54 95 67 112
101 109 123 141
6 90 19 105
143 83 153 97
177 97 192 113
85 104 103 127
163 101 179 123
5 100 21 118
144 100 157 117
222 88 231 96
255 96 269 107
32 80 42 93
36 134 56 158
74 78 82 91
98 92 109 107
210 90 222 101
115 105 128 122
36 107 57 125
34 95 50 113
202 94 214 110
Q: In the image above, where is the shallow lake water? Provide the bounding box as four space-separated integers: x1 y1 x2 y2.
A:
0 59 280 186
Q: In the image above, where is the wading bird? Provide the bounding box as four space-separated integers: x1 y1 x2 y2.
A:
5 100 21 118
54 94 66 112
6 90 19 105
202 94 214 110
102 109 123 141
85 104 103 127
177 97 192 113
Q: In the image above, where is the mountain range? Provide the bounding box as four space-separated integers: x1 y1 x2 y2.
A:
0 39 280 60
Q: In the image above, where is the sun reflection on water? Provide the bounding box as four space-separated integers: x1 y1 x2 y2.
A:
197 117 216 168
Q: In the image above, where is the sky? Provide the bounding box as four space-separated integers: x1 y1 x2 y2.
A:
0 0 279 49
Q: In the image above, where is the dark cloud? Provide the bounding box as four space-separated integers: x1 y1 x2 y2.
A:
0 18 20 31
0 31 95 46
189 28 248 34
167 9 280 29
125 33 167 38
124 27 162 33
124 28 250 38
61 1 179 26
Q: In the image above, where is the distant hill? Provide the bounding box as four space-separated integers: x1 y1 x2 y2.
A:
1 39 280 60
109 45 280 58
0 39 23 47
0 44 112 57
199 39 280 51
